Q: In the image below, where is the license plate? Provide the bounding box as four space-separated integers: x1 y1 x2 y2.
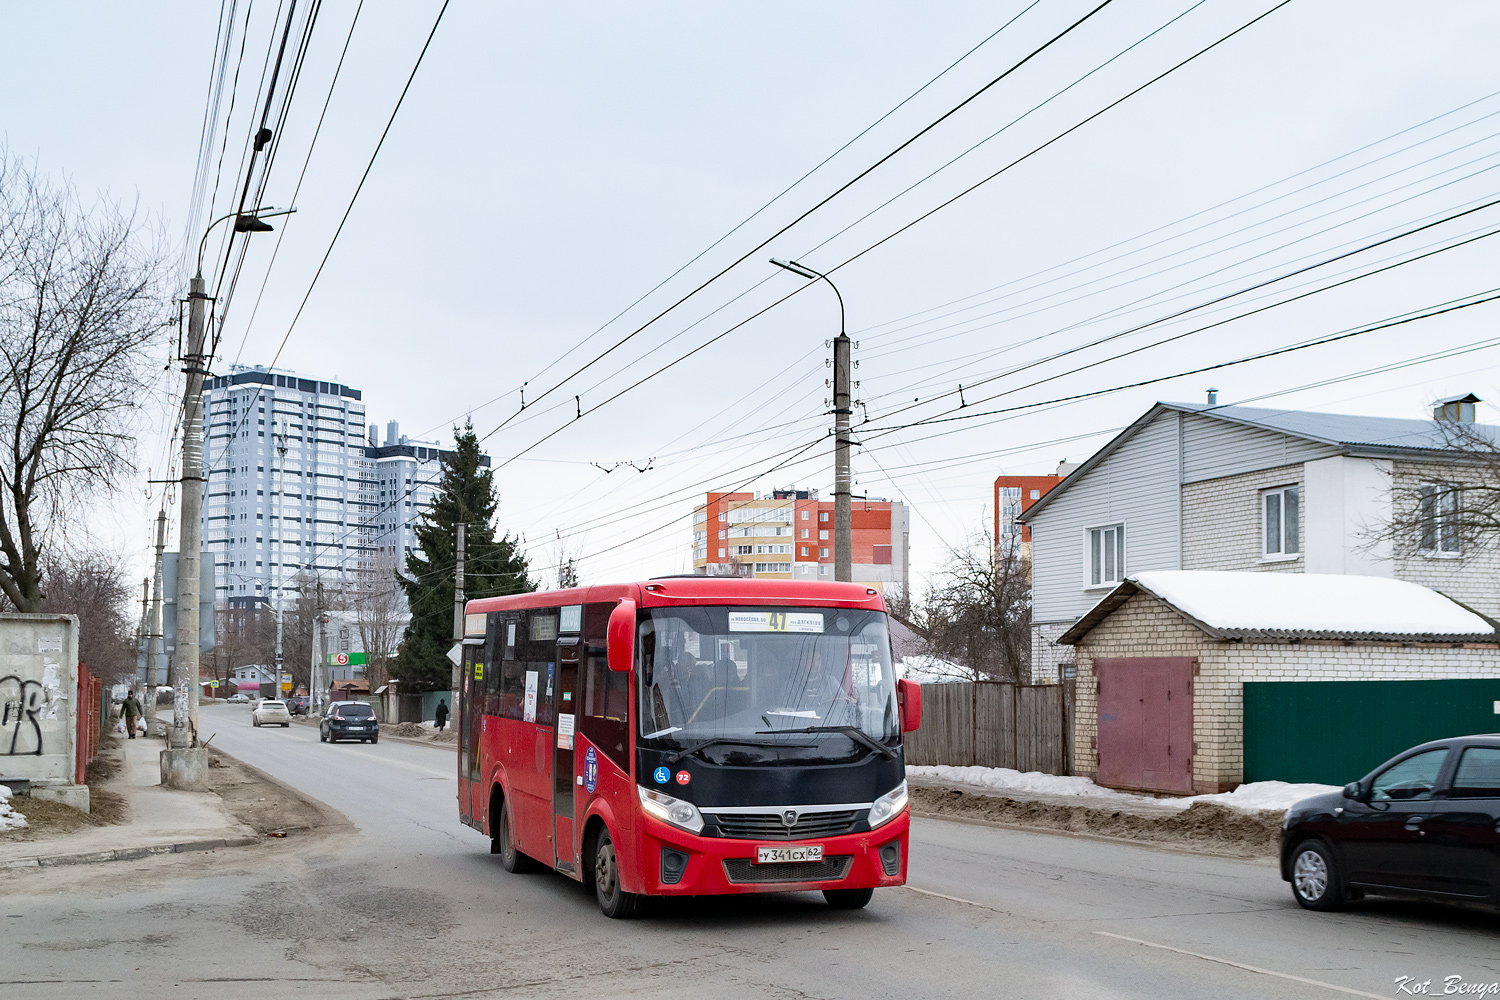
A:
756 845 823 864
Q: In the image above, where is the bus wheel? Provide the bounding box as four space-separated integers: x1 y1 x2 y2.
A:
496 800 537 874
593 827 641 919
823 887 874 910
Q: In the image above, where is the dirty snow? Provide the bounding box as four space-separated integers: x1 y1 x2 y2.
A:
908 764 1337 813
0 783 27 831
896 656 971 683
1130 570 1494 637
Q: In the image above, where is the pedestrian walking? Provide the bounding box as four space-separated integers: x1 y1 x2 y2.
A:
434 699 449 732
121 691 143 739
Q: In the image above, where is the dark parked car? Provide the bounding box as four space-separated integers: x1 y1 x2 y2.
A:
1281 735 1500 911
320 702 380 744
286 695 310 716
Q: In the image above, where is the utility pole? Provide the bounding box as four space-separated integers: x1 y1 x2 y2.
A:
312 581 326 713
452 522 466 695
832 333 852 583
171 273 208 749
146 508 168 737
273 419 287 697
134 577 148 717
768 258 853 583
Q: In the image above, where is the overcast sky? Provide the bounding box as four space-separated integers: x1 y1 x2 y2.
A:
6 1 1500 591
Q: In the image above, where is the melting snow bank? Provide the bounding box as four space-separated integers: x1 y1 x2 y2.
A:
0 783 28 831
907 765 1338 814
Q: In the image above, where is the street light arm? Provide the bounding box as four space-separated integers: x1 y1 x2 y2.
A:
195 206 297 277
769 257 845 336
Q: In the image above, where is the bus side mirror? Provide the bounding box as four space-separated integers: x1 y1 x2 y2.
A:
897 678 921 732
607 600 636 673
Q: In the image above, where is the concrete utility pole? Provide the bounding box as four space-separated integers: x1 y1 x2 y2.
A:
163 274 209 787
313 581 328 712
146 508 168 737
769 258 854 582
273 419 287 696
832 332 852 583
452 522 466 694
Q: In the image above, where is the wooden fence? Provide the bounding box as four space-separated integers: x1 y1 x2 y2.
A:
903 681 1074 775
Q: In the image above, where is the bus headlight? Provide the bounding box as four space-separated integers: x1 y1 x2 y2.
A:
867 781 908 829
638 786 704 834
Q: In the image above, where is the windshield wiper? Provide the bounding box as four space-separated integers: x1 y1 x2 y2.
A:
755 726 896 760
666 737 812 764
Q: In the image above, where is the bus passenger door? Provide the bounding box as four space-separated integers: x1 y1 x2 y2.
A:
458 646 472 827
459 640 483 828
553 642 580 872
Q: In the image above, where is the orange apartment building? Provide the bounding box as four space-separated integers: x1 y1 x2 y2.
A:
692 488 910 596
994 472 1068 557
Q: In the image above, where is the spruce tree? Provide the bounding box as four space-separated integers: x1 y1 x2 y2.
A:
394 421 533 690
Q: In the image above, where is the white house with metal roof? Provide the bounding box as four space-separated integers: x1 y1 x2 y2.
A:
1019 397 1500 683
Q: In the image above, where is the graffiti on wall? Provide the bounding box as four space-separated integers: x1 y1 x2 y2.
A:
0 653 63 757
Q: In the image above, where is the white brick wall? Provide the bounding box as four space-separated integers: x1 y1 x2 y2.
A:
1071 591 1500 793
1389 459 1500 618
1182 463 1305 572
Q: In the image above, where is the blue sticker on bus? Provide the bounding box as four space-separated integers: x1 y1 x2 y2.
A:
584 746 599 794
653 765 670 785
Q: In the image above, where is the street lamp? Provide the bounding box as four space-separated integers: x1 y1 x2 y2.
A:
770 257 853 583
163 204 293 777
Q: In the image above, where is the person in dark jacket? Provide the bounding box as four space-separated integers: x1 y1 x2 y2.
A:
434 699 449 732
121 691 143 739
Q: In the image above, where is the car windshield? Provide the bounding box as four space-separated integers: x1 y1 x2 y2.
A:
336 704 373 719
637 606 897 746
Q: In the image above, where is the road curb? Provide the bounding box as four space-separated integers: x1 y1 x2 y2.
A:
2 835 259 870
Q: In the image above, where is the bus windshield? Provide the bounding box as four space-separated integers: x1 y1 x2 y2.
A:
638 605 898 749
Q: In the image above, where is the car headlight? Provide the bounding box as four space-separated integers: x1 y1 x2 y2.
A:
868 780 908 829
638 786 704 834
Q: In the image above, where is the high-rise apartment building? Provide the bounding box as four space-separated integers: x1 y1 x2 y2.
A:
993 462 1075 559
203 366 490 611
691 488 910 596
204 366 374 608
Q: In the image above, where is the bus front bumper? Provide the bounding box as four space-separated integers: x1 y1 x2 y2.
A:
634 810 910 896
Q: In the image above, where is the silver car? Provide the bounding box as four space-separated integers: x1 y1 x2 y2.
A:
252 699 292 728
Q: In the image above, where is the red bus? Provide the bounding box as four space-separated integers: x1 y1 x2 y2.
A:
457 577 921 917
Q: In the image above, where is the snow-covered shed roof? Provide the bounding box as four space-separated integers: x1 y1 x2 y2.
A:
1059 571 1499 645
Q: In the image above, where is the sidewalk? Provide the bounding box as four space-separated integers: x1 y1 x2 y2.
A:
0 733 257 869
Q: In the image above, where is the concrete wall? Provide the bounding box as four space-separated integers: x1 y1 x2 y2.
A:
0 614 86 809
1070 592 1500 793
1303 456 1394 576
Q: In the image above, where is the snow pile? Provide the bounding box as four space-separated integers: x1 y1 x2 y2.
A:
0 784 27 832
1130 571 1494 637
1190 781 1341 811
908 765 1338 813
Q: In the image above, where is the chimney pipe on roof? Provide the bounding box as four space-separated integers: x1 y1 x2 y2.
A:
1434 393 1479 423
1206 388 1218 405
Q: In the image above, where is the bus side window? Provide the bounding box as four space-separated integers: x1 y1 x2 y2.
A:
580 603 629 771
499 614 524 720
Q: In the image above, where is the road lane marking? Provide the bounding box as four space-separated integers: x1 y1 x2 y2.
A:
1093 932 1388 999
905 885 1003 910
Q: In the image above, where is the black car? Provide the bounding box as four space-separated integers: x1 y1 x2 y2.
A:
1281 735 1500 911
320 702 380 744
287 695 310 716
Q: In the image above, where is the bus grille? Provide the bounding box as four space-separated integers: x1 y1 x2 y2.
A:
714 810 860 841
722 855 853 884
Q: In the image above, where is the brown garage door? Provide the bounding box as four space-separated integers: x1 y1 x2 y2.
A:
1095 657 1194 794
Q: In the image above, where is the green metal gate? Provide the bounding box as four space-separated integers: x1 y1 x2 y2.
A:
1243 679 1500 785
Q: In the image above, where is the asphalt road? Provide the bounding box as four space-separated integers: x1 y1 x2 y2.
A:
2 701 1497 999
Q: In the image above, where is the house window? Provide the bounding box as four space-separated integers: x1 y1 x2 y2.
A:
1030 489 1040 500
819 529 829 540
1087 524 1125 587
1419 482 1461 555
820 512 829 522
1263 486 1300 557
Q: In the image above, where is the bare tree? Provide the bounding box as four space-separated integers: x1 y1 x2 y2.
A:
201 602 275 695
0 151 168 611
898 523 1031 683
353 552 406 689
35 548 135 683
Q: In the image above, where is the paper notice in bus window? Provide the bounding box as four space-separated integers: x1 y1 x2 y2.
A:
557 712 575 749
728 612 823 633
523 670 539 723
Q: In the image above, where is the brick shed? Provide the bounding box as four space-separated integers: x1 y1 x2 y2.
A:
1059 571 1500 794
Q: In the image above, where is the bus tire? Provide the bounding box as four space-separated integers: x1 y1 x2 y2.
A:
823 887 874 910
496 800 538 873
593 827 641 919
